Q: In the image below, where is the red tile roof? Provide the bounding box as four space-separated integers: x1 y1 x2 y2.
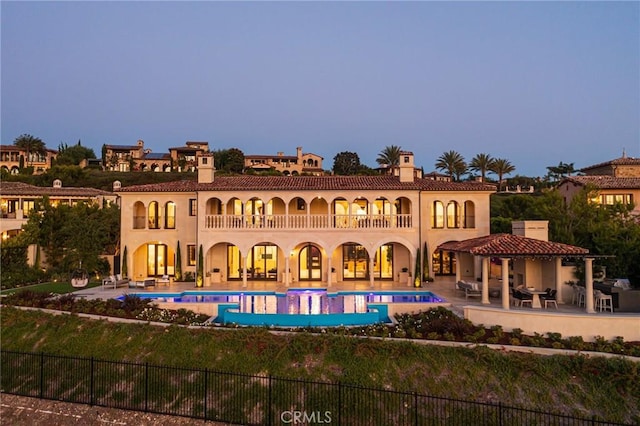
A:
116 176 497 193
561 176 640 190
0 181 112 197
437 234 589 257
581 156 640 171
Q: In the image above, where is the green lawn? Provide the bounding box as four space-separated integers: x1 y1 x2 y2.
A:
0 281 101 296
1 307 638 424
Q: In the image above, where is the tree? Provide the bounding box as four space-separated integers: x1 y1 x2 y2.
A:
376 145 402 168
435 150 466 181
122 246 128 277
14 134 46 167
55 140 96 166
469 153 495 182
489 158 515 191
20 197 119 274
175 241 183 281
213 148 244 174
414 246 421 287
546 161 576 182
196 245 204 287
333 151 362 175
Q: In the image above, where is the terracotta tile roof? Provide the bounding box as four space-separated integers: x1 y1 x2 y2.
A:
581 156 640 171
438 234 589 257
105 144 138 150
0 181 112 197
561 176 640 190
245 155 297 160
143 153 171 160
116 176 497 193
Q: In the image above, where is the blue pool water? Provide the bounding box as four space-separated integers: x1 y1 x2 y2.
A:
120 288 446 327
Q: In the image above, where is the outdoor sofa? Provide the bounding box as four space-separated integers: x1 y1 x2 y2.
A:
457 281 482 299
102 274 130 290
128 278 156 289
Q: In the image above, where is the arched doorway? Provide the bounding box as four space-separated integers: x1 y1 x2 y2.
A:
299 244 322 280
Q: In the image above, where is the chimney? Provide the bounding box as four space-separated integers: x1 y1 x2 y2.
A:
398 151 415 183
198 153 216 183
512 220 549 241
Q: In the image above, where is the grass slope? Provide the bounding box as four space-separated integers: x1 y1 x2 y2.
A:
1 307 638 424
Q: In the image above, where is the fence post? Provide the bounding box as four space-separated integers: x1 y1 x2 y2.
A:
203 368 208 420
268 375 273 426
39 352 44 399
144 362 149 412
90 357 95 406
498 402 503 426
337 381 342 426
414 392 418 426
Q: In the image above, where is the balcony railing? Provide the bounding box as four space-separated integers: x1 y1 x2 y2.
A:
204 214 413 230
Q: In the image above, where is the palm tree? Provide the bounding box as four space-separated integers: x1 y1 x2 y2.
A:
14 134 46 167
376 145 402 168
489 158 516 191
469 153 495 182
435 150 466 181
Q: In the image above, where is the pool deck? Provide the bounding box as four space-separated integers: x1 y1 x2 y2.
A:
73 277 607 317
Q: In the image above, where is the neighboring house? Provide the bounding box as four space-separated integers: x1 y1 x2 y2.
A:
558 154 640 216
116 152 496 284
0 180 116 264
0 145 57 175
244 146 324 176
579 152 640 177
104 140 209 172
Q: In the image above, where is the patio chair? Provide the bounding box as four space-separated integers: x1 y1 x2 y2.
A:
541 289 558 309
594 290 613 313
512 287 533 307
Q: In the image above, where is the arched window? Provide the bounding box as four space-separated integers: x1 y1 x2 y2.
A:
165 201 176 229
464 201 476 228
133 201 146 229
432 201 444 229
447 201 459 228
148 201 159 229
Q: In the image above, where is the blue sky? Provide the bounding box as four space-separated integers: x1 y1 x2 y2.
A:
2 1 639 177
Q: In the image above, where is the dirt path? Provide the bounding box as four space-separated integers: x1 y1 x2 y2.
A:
0 394 235 426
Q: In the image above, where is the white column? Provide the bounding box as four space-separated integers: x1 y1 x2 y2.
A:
369 256 375 288
501 258 510 310
454 253 461 284
585 257 595 313
327 256 333 288
555 257 564 304
241 254 247 288
284 256 290 288
481 257 490 304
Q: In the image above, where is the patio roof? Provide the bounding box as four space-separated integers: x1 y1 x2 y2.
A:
437 234 591 258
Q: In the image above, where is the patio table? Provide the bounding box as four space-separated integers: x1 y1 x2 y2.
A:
521 288 547 309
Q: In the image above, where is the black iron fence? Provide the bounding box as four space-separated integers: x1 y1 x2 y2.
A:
0 350 629 425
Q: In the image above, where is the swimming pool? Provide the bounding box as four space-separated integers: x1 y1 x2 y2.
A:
121 288 447 327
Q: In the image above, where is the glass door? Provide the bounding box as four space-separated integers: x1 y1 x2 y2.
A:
299 244 322 280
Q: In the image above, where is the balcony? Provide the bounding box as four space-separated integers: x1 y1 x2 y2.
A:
204 214 412 230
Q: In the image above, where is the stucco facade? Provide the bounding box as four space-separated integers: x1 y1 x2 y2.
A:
117 152 495 288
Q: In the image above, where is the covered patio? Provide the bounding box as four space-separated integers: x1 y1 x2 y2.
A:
437 234 604 314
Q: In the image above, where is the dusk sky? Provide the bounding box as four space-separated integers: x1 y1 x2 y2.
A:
2 1 639 177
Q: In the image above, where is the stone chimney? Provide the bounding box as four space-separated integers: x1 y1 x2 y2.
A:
512 220 549 241
398 151 415 183
198 153 216 183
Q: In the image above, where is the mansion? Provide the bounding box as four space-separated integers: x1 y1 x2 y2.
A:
116 152 495 286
